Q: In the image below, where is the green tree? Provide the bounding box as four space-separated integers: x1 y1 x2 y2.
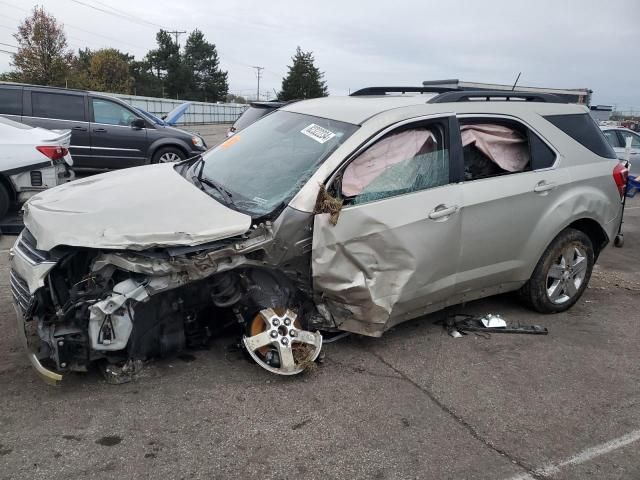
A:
9 6 73 86
86 49 133 93
130 59 163 97
183 29 228 102
279 46 328 100
67 48 133 93
145 30 188 98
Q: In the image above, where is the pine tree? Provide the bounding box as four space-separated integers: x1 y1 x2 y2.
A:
279 47 328 100
184 29 228 102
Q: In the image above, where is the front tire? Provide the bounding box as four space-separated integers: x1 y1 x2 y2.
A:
151 146 186 164
520 228 594 313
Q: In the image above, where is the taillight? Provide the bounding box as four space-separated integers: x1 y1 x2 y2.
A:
36 145 68 161
613 163 629 198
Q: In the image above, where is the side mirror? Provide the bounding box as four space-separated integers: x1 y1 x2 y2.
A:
131 118 145 129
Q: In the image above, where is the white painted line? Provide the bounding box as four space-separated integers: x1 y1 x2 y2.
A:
624 206 640 210
505 429 640 480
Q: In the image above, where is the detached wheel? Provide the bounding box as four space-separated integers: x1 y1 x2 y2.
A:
152 147 186 164
520 228 594 313
0 183 10 220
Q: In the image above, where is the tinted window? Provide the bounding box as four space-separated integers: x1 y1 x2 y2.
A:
0 88 22 115
529 132 556 169
233 107 272 130
602 129 623 148
342 124 449 205
92 98 138 126
32 92 85 121
0 116 33 129
544 113 617 159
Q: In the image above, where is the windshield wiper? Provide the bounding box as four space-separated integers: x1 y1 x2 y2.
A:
192 157 235 206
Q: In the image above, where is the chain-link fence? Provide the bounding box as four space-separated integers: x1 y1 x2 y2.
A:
113 93 248 125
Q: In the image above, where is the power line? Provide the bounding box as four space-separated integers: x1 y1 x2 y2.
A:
68 0 169 30
167 30 186 46
0 2 146 55
0 41 17 49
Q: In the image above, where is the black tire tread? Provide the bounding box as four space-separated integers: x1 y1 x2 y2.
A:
519 228 594 314
151 146 186 164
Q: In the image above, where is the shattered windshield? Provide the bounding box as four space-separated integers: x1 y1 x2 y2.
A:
198 110 358 217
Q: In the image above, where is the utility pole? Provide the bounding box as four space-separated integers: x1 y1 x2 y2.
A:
252 66 264 101
167 30 187 46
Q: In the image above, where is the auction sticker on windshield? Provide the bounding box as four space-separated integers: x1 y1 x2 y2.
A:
301 124 336 144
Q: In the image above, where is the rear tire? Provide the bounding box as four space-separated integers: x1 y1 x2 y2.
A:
151 146 186 164
0 183 10 220
519 228 594 313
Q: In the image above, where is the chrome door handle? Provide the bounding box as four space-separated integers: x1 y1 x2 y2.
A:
534 181 557 193
428 204 458 220
93 128 107 133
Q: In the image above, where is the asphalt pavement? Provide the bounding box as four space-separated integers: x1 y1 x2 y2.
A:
0 143 638 479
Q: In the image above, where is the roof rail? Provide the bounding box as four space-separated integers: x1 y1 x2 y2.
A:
428 90 567 104
350 86 455 96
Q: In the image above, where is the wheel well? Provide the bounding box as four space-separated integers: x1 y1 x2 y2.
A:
0 174 16 202
567 218 609 258
152 144 188 160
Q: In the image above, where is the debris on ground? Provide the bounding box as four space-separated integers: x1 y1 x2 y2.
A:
445 314 548 337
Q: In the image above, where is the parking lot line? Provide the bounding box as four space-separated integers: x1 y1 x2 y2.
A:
506 429 640 480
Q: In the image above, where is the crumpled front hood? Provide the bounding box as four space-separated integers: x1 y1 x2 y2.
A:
24 163 252 251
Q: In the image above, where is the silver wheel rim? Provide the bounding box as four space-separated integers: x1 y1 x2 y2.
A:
242 308 322 376
159 152 181 163
546 244 588 305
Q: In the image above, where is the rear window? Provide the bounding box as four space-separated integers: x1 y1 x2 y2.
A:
233 106 272 131
0 88 22 115
544 113 616 159
0 116 33 129
32 92 85 121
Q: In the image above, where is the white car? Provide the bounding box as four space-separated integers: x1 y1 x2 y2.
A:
600 126 640 173
0 116 74 219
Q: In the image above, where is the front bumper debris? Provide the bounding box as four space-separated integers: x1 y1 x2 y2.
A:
13 303 62 385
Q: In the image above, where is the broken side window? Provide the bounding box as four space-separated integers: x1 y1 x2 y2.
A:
341 125 450 205
460 123 531 181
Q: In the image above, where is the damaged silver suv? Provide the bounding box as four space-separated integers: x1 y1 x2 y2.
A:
11 88 626 384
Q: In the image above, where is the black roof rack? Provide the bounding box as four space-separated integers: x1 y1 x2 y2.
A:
428 90 567 104
350 86 455 96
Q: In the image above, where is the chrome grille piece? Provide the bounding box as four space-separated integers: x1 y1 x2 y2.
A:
15 229 50 264
10 269 33 316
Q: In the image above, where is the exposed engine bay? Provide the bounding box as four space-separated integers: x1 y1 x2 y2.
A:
11 215 327 385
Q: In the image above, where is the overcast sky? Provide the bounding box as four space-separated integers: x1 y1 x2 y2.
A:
0 0 638 108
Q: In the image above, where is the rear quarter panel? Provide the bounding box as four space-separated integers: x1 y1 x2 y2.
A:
513 111 621 280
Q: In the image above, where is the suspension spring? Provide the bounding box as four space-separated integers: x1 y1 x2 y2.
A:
210 273 242 308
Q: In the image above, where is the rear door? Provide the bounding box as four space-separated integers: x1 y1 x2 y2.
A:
312 115 464 334
0 85 23 122
22 88 91 166
89 96 148 169
454 115 569 298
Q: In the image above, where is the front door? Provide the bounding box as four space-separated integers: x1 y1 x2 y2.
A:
89 97 148 169
312 116 463 336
